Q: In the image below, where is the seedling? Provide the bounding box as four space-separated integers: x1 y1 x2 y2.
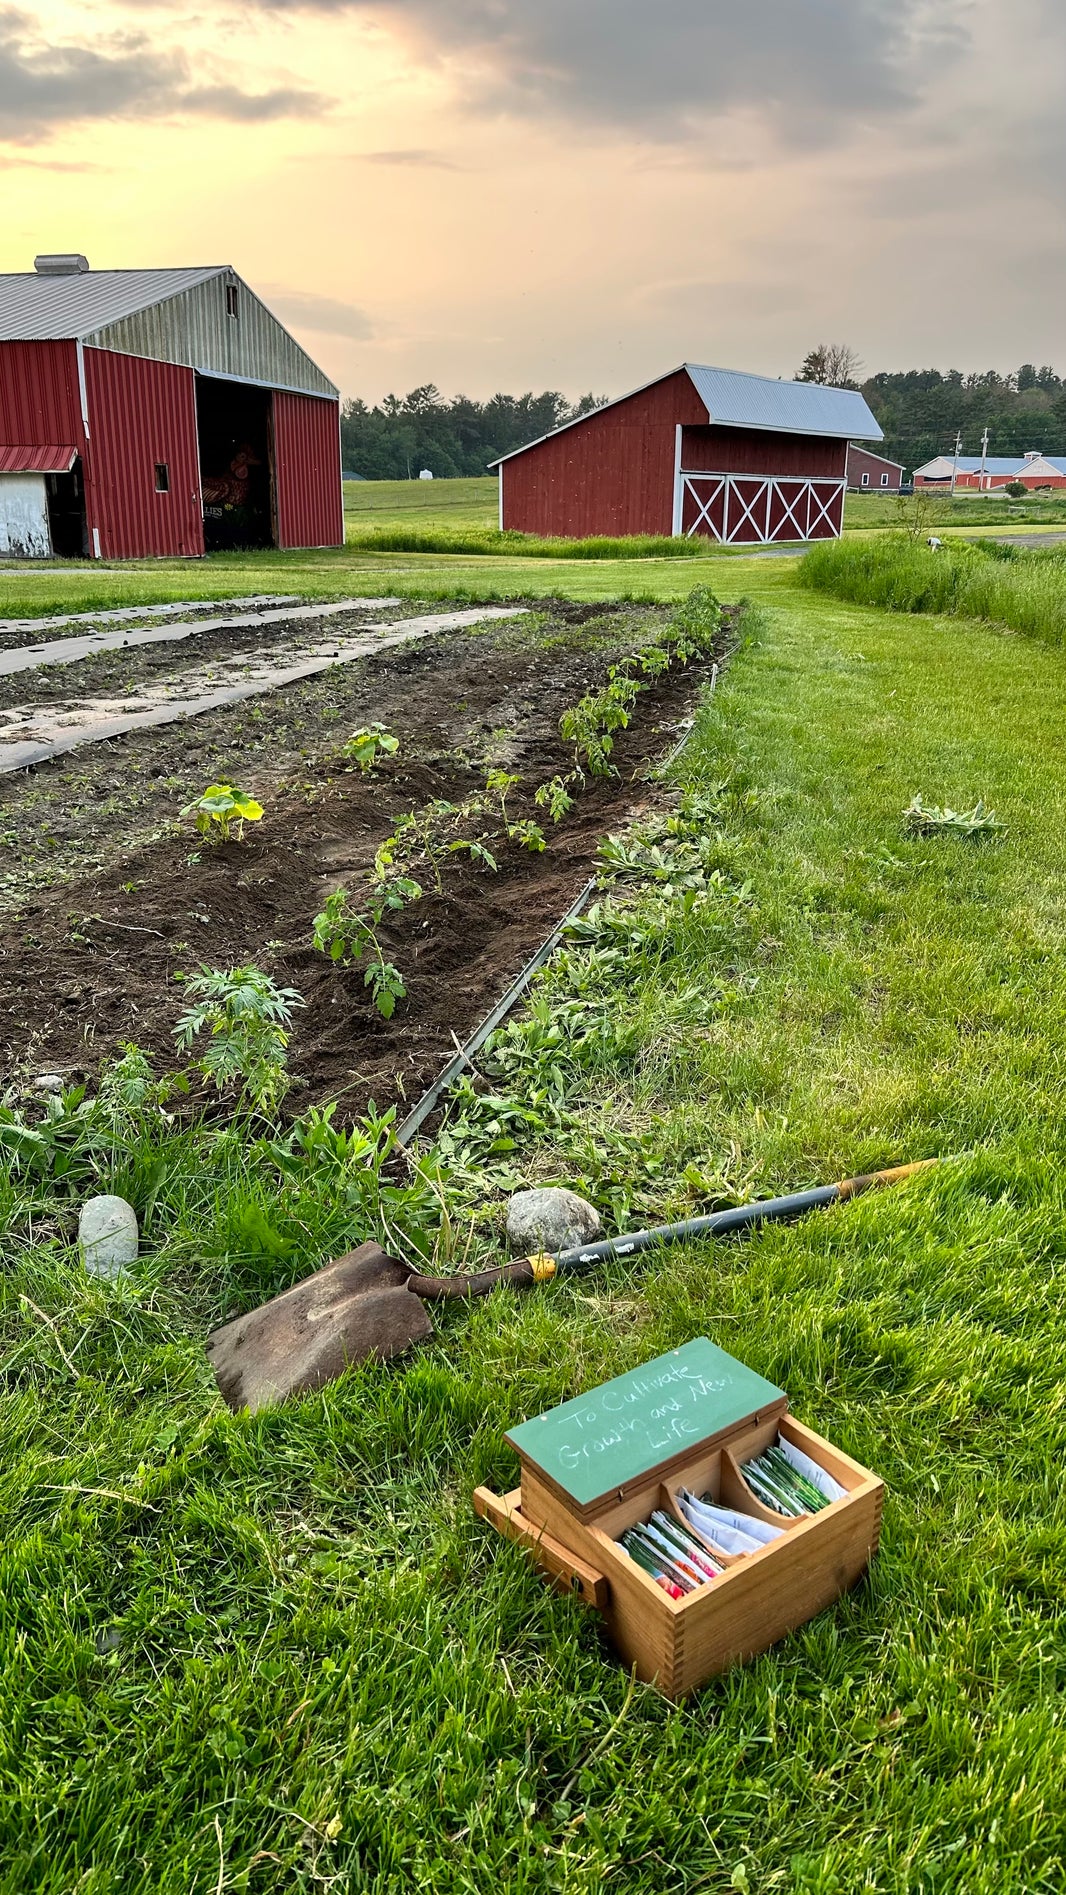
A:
902 795 1005 837
509 820 546 853
183 783 263 845
312 877 421 1018
342 724 400 772
535 775 577 823
173 965 304 1114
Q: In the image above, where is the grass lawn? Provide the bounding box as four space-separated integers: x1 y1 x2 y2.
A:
3 575 1064 1890
0 544 790 620
343 475 498 532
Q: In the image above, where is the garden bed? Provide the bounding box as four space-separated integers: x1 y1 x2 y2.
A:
0 598 732 1117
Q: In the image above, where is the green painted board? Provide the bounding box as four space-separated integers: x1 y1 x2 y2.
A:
506 1338 786 1512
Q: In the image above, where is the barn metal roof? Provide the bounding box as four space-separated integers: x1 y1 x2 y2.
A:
489 362 882 467
684 365 882 440
0 444 77 474
0 267 223 342
0 266 338 399
914 454 1060 477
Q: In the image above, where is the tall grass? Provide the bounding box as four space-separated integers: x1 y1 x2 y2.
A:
800 533 1066 647
345 524 714 559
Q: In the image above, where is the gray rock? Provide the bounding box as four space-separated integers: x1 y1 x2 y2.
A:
79 1194 138 1281
33 1073 65 1093
506 1186 602 1258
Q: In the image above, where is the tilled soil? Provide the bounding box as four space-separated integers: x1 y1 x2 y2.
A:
1 599 731 1120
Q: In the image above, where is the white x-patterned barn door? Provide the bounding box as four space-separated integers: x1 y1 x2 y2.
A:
677 472 845 544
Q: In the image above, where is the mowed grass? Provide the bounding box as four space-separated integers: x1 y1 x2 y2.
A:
343 474 497 531
2 584 1066 1889
0 542 793 621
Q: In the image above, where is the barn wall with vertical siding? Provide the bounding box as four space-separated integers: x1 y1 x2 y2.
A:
500 370 705 537
84 347 204 559
681 426 846 479
273 391 344 549
0 339 85 452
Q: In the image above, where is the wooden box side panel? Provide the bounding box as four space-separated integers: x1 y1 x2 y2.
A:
668 1483 884 1695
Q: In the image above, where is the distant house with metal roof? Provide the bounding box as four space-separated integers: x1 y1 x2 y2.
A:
0 255 342 560
914 450 1066 492
490 363 883 544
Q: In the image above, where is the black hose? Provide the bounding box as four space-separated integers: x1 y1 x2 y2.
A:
552 1184 842 1275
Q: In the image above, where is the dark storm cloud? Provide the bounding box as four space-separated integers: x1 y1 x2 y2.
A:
0 6 324 137
241 0 968 144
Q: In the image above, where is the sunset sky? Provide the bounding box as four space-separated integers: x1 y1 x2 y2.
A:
2 2 1064 403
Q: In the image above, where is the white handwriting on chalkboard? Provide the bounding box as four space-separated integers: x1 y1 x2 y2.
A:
551 1359 738 1471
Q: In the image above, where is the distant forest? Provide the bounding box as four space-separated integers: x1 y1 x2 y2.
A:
339 386 606 481
339 363 1066 481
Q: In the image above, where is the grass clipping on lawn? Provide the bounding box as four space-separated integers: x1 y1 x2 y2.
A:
1 586 1064 1891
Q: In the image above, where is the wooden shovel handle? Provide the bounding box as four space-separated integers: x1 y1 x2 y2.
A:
406 1258 539 1300
836 1158 939 1199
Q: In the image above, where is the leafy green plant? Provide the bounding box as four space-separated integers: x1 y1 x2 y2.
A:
312 889 375 965
560 669 642 776
535 775 577 823
342 723 400 771
508 819 546 853
312 877 421 1018
173 966 304 1113
902 795 1006 837
182 783 263 845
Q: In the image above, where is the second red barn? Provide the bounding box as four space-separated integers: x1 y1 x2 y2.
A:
493 364 883 545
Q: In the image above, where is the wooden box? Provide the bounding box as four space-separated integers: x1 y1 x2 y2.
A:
474 1342 884 1700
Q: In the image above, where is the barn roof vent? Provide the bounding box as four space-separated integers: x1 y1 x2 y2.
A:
34 254 90 275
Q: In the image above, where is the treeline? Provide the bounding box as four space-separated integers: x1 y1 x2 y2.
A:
861 366 1066 470
340 365 1066 482
340 385 605 480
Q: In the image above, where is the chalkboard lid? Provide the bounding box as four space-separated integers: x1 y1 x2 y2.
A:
505 1338 789 1522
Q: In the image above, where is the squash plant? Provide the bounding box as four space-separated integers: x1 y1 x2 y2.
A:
183 783 263 844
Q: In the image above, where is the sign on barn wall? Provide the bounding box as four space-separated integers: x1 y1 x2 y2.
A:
0 474 51 557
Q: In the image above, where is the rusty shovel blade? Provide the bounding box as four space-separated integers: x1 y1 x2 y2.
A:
206 1241 435 1414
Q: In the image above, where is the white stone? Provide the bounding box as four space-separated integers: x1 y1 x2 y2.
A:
79 1195 138 1281
506 1186 602 1258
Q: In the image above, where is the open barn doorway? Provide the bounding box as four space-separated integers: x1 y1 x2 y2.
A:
46 458 87 557
195 375 276 551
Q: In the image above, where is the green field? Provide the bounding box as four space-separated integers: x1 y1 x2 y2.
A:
3 552 1065 1888
343 474 498 531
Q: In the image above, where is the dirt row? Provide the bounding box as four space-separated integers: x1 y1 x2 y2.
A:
0 600 732 1120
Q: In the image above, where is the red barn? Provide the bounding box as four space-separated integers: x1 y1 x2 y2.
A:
847 444 905 491
492 364 883 544
0 255 343 560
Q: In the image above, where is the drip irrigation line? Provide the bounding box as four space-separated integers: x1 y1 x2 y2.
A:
657 660 717 776
397 649 723 1148
395 876 597 1147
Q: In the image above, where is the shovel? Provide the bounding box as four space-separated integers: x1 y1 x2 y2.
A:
207 1159 937 1413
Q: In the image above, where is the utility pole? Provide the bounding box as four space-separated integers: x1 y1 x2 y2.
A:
979 427 990 492
950 430 963 497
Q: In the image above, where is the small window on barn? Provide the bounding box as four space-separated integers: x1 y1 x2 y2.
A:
155 462 170 493
881 472 890 487
226 282 239 319
861 472 870 487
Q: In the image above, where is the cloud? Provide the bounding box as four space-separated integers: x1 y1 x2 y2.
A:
360 148 459 167
0 6 325 138
238 0 971 146
261 287 374 339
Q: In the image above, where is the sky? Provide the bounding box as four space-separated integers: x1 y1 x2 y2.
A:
1 0 1064 404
